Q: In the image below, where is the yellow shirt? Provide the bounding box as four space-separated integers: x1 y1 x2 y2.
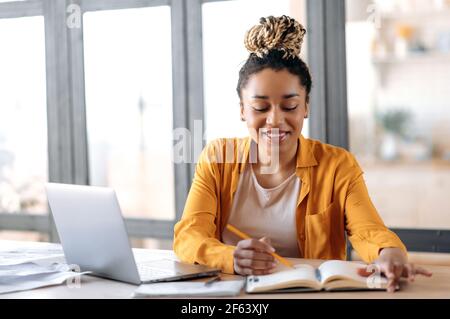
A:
173 135 407 274
221 162 302 258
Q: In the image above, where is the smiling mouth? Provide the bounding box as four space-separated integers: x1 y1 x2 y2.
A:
261 130 290 143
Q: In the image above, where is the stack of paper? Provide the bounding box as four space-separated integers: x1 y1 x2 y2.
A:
0 262 90 294
0 245 90 295
0 244 65 267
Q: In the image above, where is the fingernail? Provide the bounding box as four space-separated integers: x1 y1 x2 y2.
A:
357 268 372 277
271 262 277 267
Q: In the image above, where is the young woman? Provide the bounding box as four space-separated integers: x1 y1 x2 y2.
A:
173 15 431 292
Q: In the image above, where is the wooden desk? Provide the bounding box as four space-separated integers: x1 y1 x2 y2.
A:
1 240 448 299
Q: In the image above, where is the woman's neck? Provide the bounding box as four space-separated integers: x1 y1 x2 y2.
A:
254 141 298 175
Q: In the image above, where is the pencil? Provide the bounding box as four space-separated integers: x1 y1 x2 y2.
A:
226 224 294 268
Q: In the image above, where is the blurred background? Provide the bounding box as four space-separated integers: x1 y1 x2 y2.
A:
0 0 449 263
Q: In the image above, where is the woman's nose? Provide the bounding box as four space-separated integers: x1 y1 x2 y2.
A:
266 107 283 126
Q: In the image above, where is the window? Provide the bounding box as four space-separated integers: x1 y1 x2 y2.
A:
0 16 48 217
83 6 175 220
346 0 450 230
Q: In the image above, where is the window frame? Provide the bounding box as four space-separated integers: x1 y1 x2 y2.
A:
0 0 49 237
0 0 192 242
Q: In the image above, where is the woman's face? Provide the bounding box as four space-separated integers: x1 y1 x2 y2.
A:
240 68 309 156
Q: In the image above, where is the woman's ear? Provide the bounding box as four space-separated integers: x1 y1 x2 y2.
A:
304 103 309 119
240 102 245 121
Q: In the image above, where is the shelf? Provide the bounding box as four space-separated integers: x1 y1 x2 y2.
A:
379 7 450 20
372 52 450 64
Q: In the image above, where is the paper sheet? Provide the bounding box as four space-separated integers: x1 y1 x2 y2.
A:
0 270 91 294
0 244 90 295
0 246 65 266
0 262 78 278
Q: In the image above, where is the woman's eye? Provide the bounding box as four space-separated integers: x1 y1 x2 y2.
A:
283 105 299 111
251 106 269 112
250 105 298 112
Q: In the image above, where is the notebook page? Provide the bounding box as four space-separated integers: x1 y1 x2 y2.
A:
318 260 369 284
246 264 318 291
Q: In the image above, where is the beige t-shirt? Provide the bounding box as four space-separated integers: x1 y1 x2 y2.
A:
222 163 302 258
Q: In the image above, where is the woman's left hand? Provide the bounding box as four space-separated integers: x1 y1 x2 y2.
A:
368 247 433 293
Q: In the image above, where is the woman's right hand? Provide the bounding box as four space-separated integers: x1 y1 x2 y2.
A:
233 237 278 275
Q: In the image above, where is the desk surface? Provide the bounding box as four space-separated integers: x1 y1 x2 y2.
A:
1 240 448 299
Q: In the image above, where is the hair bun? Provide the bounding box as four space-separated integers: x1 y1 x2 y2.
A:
244 15 306 59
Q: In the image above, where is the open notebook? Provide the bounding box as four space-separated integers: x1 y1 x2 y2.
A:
246 260 390 293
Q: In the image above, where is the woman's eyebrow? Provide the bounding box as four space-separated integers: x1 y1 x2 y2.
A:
251 95 269 99
282 93 300 99
251 93 300 99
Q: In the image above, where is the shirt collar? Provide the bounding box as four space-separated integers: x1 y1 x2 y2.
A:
239 134 318 174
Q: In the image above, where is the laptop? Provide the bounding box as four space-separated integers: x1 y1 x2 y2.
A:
45 183 220 285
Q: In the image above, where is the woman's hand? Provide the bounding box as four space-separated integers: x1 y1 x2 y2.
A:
371 247 433 293
233 237 278 275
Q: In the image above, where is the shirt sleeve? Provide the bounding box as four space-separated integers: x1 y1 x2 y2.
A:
343 154 407 263
173 141 235 274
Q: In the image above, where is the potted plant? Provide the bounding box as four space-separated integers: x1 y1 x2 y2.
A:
376 108 412 160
